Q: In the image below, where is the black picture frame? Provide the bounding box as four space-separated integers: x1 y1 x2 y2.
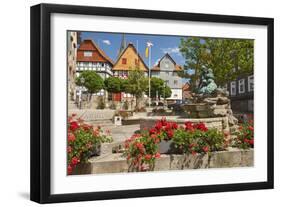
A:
30 3 274 204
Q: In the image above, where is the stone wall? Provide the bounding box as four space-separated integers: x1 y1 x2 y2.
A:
72 148 253 175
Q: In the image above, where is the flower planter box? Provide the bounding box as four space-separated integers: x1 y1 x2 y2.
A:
158 140 172 154
90 144 101 156
82 148 254 174
158 140 179 154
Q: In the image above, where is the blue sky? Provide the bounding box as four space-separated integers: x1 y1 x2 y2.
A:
80 31 186 67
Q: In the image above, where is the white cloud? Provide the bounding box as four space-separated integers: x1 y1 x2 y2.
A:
161 47 181 56
154 58 161 66
102 40 111 45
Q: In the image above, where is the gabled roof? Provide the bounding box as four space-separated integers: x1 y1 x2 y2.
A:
77 39 114 65
151 53 183 71
113 43 148 71
182 82 190 90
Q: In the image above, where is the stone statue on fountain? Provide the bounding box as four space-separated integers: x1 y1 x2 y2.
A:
198 66 217 95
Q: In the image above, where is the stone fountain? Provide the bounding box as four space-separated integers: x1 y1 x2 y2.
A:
139 66 239 142
182 67 239 140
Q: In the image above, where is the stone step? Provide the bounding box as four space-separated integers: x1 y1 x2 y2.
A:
68 109 115 121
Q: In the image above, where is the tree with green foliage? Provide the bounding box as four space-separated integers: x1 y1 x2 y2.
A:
145 77 172 99
125 68 148 109
104 77 122 93
179 37 254 92
162 84 172 99
76 71 104 101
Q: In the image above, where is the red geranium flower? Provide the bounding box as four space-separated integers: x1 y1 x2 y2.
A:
166 130 174 138
154 152 161 158
248 139 254 145
82 124 91 131
164 123 172 131
154 121 162 131
70 121 79 131
71 156 80 165
67 165 73 174
202 146 209 152
67 133 76 142
149 128 157 135
144 154 152 161
185 121 194 131
244 138 250 143
194 122 208 132
135 142 144 151
248 126 254 131
154 138 160 144
171 122 178 129
189 143 196 148
160 117 167 126
150 134 157 139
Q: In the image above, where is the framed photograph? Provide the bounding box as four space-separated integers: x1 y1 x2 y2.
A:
30 3 274 203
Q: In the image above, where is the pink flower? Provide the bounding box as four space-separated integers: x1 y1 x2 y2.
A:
67 146 72 153
154 152 161 158
202 146 209 152
67 133 75 142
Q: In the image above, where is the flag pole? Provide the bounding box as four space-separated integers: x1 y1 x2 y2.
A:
148 46 151 108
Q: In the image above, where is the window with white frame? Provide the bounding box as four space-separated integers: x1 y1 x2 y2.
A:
238 79 245 94
84 51 92 57
230 81 236 96
248 75 254 92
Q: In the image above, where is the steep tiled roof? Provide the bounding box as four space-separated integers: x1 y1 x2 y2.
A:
151 53 182 71
77 39 114 65
112 43 148 71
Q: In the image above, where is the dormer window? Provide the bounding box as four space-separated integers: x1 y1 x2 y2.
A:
84 51 92 57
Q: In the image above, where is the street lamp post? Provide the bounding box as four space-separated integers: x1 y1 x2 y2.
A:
148 46 151 108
